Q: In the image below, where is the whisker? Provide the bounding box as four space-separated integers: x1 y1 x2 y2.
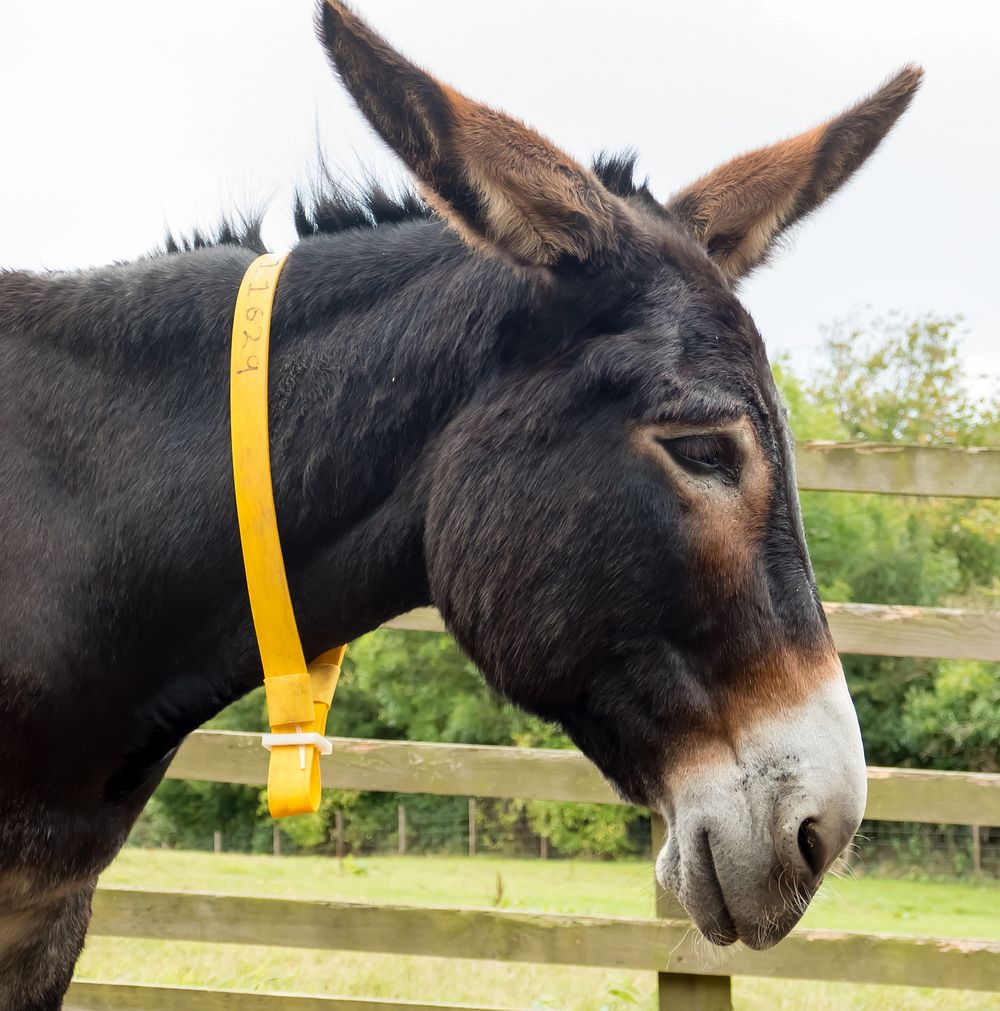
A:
666 923 697 970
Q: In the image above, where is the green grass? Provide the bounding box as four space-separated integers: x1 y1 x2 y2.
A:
76 849 1000 1010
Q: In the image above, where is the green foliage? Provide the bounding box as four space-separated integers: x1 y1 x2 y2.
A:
525 801 645 858
134 781 266 852
818 312 997 445
134 311 999 857
771 358 847 442
331 630 557 746
900 662 1000 773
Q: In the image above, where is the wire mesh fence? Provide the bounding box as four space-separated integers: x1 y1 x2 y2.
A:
848 820 1000 878
129 789 999 880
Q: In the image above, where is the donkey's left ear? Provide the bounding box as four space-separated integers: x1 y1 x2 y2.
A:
667 66 923 283
317 1 638 269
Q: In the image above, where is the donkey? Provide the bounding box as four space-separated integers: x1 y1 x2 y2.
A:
0 1 920 1005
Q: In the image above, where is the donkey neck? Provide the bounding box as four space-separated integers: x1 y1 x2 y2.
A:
0 220 531 711
256 222 533 653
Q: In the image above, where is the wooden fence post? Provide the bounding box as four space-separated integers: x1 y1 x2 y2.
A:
213 830 222 854
272 825 282 857
468 798 477 857
651 815 732 1011
540 834 549 859
335 810 345 863
398 804 407 855
972 824 982 875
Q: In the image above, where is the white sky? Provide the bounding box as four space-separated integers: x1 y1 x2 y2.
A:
1 0 997 390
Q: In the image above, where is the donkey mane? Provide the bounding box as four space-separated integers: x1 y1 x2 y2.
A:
162 153 650 258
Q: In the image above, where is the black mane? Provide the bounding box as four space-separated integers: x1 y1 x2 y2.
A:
162 153 650 257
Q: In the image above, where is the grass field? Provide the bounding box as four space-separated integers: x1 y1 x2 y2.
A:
77 849 1000 1010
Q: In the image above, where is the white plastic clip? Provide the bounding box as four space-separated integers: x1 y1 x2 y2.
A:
262 730 333 770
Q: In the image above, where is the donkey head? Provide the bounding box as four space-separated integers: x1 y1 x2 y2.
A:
318 1 920 948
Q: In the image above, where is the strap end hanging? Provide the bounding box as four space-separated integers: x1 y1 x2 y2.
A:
231 252 349 819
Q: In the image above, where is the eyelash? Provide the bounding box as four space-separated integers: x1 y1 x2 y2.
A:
659 435 741 484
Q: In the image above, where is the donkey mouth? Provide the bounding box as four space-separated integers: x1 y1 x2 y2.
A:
680 837 808 950
694 830 739 945
657 827 740 946
656 817 820 950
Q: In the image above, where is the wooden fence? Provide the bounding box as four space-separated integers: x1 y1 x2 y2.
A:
68 443 1000 1010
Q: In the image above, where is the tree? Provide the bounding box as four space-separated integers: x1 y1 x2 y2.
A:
819 312 996 445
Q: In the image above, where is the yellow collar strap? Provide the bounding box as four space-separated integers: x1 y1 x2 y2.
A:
230 252 347 818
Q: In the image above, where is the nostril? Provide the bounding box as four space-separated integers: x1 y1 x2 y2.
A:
797 818 826 878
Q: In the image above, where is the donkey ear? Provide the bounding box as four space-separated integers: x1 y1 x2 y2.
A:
317 1 629 268
666 67 923 282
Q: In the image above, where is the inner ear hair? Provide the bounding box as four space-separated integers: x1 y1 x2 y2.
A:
666 65 924 282
317 0 643 270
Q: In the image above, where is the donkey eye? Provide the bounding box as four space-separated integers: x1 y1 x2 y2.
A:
660 435 741 483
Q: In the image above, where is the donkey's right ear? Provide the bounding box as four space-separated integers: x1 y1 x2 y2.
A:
317 1 639 269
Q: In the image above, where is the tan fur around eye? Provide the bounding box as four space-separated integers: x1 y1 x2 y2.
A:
633 419 772 594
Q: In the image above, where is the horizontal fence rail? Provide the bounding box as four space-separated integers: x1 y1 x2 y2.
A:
793 442 1000 498
66 982 504 1011
821 602 1000 661
167 731 1000 826
84 888 1000 993
385 604 1000 663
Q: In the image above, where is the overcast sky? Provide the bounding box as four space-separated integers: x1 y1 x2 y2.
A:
2 0 997 389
